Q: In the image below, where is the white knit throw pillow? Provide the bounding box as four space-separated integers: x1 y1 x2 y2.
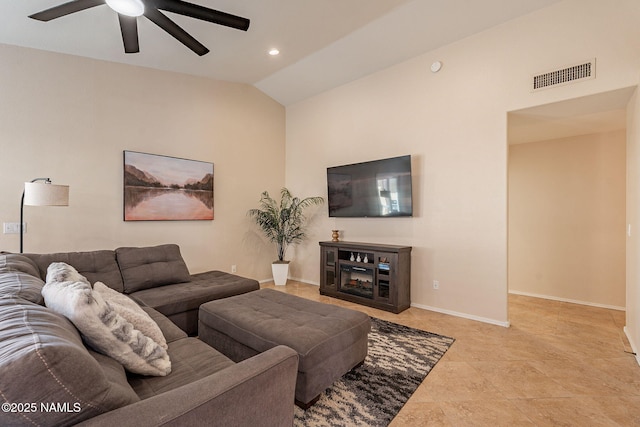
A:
42 263 171 377
93 281 168 350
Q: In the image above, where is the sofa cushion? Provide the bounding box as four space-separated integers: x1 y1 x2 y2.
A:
128 337 234 400
141 306 188 344
23 250 125 292
42 272 171 377
0 254 44 304
116 244 191 294
0 298 139 426
130 270 260 317
0 253 40 277
86 349 142 406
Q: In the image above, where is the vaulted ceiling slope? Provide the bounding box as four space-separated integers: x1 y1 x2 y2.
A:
0 0 562 105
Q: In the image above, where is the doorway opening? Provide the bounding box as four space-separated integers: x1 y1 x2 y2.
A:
507 87 635 316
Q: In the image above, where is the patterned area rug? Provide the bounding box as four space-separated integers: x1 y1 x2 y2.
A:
294 317 455 426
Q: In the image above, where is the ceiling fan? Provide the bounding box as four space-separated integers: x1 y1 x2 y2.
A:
28 0 250 56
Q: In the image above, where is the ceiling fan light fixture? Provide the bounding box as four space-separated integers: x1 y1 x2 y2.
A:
106 0 145 17
29 0 250 55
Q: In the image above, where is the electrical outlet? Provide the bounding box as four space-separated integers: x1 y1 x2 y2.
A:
433 280 440 290
231 265 237 273
3 222 25 234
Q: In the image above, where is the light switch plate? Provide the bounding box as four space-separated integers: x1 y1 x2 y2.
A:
3 222 25 234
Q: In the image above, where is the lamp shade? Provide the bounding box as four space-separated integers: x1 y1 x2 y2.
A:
23 182 69 206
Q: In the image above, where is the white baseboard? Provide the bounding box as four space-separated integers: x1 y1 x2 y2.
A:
280 279 510 327
259 277 319 286
509 290 625 311
289 277 319 286
624 326 640 367
410 302 511 328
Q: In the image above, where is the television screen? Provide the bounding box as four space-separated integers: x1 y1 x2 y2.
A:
327 155 413 217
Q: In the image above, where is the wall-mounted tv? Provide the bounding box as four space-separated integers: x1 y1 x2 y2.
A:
327 155 413 218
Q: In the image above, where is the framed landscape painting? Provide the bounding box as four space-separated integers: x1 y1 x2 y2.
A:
124 151 214 221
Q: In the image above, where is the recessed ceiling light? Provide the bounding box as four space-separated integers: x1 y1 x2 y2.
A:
106 0 145 17
268 48 280 56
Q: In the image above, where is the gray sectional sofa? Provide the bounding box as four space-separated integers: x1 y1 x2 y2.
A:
23 244 260 336
0 245 299 426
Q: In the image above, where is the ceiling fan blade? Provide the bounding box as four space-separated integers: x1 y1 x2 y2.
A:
118 15 139 53
153 0 249 31
29 0 104 22
144 8 209 56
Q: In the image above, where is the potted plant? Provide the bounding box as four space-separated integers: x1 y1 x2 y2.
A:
248 188 324 285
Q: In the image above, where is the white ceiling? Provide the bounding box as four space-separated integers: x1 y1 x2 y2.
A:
0 0 563 106
508 87 635 145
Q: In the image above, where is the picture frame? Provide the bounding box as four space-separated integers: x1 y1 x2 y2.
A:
123 151 214 221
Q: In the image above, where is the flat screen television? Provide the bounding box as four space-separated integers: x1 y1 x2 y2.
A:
327 155 413 217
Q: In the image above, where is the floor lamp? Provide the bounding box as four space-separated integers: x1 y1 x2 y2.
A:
20 178 69 253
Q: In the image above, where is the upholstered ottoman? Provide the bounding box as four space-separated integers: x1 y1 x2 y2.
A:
198 288 371 407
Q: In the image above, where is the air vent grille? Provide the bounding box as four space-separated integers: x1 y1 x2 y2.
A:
532 59 595 91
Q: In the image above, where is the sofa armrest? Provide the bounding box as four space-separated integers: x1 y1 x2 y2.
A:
77 345 298 427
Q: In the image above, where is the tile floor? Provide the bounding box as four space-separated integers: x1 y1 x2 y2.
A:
263 281 640 426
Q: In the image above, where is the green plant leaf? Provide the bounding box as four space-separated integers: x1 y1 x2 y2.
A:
247 188 324 261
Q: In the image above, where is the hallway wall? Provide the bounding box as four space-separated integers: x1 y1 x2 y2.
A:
508 130 626 309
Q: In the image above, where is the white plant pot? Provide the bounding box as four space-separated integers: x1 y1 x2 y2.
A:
272 262 289 286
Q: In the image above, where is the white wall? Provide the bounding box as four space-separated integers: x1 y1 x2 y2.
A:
0 44 286 280
508 131 626 309
285 0 640 325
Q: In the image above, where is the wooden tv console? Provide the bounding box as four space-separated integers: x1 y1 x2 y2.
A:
319 241 411 313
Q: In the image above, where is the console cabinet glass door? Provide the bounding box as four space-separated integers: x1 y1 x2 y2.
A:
374 252 396 305
321 247 337 291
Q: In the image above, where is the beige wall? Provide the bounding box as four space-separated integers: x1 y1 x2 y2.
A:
0 44 286 279
626 89 640 364
508 131 626 309
285 0 640 325
2 0 640 328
